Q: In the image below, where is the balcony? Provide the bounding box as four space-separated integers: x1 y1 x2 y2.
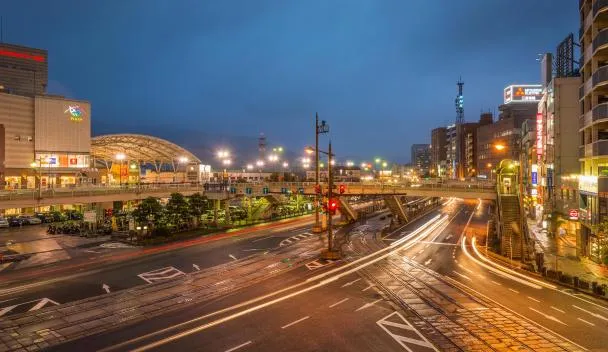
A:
593 65 608 88
579 145 586 158
593 102 608 123
583 42 593 66
594 0 608 17
581 109 593 128
594 28 608 53
593 139 608 156
581 76 593 98
583 8 594 36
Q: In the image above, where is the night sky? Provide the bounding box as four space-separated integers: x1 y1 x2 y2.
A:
3 1 578 165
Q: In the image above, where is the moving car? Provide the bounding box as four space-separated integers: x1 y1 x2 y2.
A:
0 217 9 228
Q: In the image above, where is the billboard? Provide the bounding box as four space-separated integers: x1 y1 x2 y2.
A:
531 164 538 186
34 96 91 153
504 84 543 104
536 113 543 159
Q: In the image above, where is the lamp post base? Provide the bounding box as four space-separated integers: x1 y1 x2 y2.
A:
321 249 341 260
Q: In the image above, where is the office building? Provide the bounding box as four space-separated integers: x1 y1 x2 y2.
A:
410 144 431 176
0 43 48 97
430 127 447 177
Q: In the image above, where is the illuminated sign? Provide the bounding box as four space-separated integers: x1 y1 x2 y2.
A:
504 84 543 104
64 105 85 122
569 209 579 220
536 113 543 158
0 49 45 62
531 164 538 186
579 175 598 194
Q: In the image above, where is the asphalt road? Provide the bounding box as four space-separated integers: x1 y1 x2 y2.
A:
0 219 322 317
47 207 443 352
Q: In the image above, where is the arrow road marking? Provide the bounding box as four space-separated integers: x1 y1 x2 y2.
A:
424 259 432 266
341 278 361 288
356 298 382 312
102 284 110 293
573 305 608 322
229 254 238 261
529 307 568 326
193 264 200 271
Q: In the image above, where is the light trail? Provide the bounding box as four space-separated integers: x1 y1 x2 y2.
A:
105 213 450 352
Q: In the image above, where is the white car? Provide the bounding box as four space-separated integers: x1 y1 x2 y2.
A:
18 215 42 225
0 217 8 228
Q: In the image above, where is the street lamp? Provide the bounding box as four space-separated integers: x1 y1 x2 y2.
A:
246 164 254 171
282 162 289 168
494 144 506 151
346 161 354 167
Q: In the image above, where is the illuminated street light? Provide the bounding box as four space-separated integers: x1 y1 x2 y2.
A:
494 144 506 151
217 150 230 159
115 153 126 161
375 158 381 164
256 160 265 167
330 160 335 166
268 154 279 162
382 161 388 168
304 146 315 155
246 164 254 170
487 163 492 168
222 159 232 166
30 161 37 168
179 156 189 163
303 163 310 169
282 162 289 168
346 161 354 167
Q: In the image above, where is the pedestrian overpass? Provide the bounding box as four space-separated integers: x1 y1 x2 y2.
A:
0 181 496 210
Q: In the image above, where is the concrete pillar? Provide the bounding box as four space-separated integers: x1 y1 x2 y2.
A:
224 199 231 224
213 199 219 224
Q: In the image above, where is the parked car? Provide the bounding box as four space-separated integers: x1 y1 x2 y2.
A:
64 211 83 220
34 213 54 223
8 217 25 227
0 217 9 228
18 215 42 225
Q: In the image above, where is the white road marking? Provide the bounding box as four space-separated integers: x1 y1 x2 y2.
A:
457 264 474 274
341 278 361 288
224 341 252 352
417 249 424 255
102 284 111 294
356 298 383 312
1 298 60 316
577 318 595 326
85 249 101 254
229 254 238 261
445 234 453 241
452 270 472 281
138 267 186 284
573 305 608 322
192 264 200 271
281 316 310 329
362 284 374 292
491 280 501 286
0 297 18 304
551 306 565 314
329 298 349 308
241 248 268 252
527 296 540 303
424 259 432 266
251 235 273 243
376 311 438 351
411 255 417 260
508 288 519 294
528 307 568 326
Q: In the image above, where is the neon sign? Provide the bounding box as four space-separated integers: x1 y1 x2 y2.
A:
0 49 45 63
536 113 543 159
64 105 84 122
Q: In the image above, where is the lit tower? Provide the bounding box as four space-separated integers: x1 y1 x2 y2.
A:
455 77 465 179
258 133 267 160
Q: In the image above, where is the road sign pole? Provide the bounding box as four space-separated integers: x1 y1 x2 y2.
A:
313 113 321 233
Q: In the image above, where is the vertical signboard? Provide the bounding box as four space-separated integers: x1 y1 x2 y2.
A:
536 113 543 159
531 164 538 186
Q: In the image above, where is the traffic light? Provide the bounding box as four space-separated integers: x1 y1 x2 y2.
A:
328 199 338 215
339 184 346 194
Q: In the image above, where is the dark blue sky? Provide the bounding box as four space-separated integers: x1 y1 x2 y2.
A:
3 1 578 164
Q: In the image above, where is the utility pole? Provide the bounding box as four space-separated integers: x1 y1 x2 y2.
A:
313 113 329 233
323 141 340 260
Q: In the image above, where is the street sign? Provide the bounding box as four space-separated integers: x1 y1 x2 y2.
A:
83 210 97 223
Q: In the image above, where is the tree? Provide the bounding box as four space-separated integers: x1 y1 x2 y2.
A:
188 193 208 225
592 217 608 265
132 197 163 225
165 193 190 229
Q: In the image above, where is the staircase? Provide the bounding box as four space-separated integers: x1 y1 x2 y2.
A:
499 195 522 259
383 195 408 224
338 198 358 222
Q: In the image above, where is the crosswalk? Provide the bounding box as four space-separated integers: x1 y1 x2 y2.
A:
279 232 315 247
305 259 335 270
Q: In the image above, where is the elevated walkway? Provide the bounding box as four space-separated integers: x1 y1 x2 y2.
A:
384 195 408 224
338 198 358 221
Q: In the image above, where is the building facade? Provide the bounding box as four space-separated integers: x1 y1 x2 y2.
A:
578 0 608 261
410 144 431 176
0 43 48 97
430 127 447 177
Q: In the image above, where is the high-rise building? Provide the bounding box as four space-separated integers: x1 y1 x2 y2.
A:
0 43 48 97
446 124 457 178
579 0 608 260
430 127 447 177
410 144 430 176
477 87 538 179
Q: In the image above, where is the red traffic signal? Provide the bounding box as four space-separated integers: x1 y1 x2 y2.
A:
328 199 339 214
339 184 346 194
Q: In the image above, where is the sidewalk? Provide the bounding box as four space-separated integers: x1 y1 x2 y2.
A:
527 218 608 287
